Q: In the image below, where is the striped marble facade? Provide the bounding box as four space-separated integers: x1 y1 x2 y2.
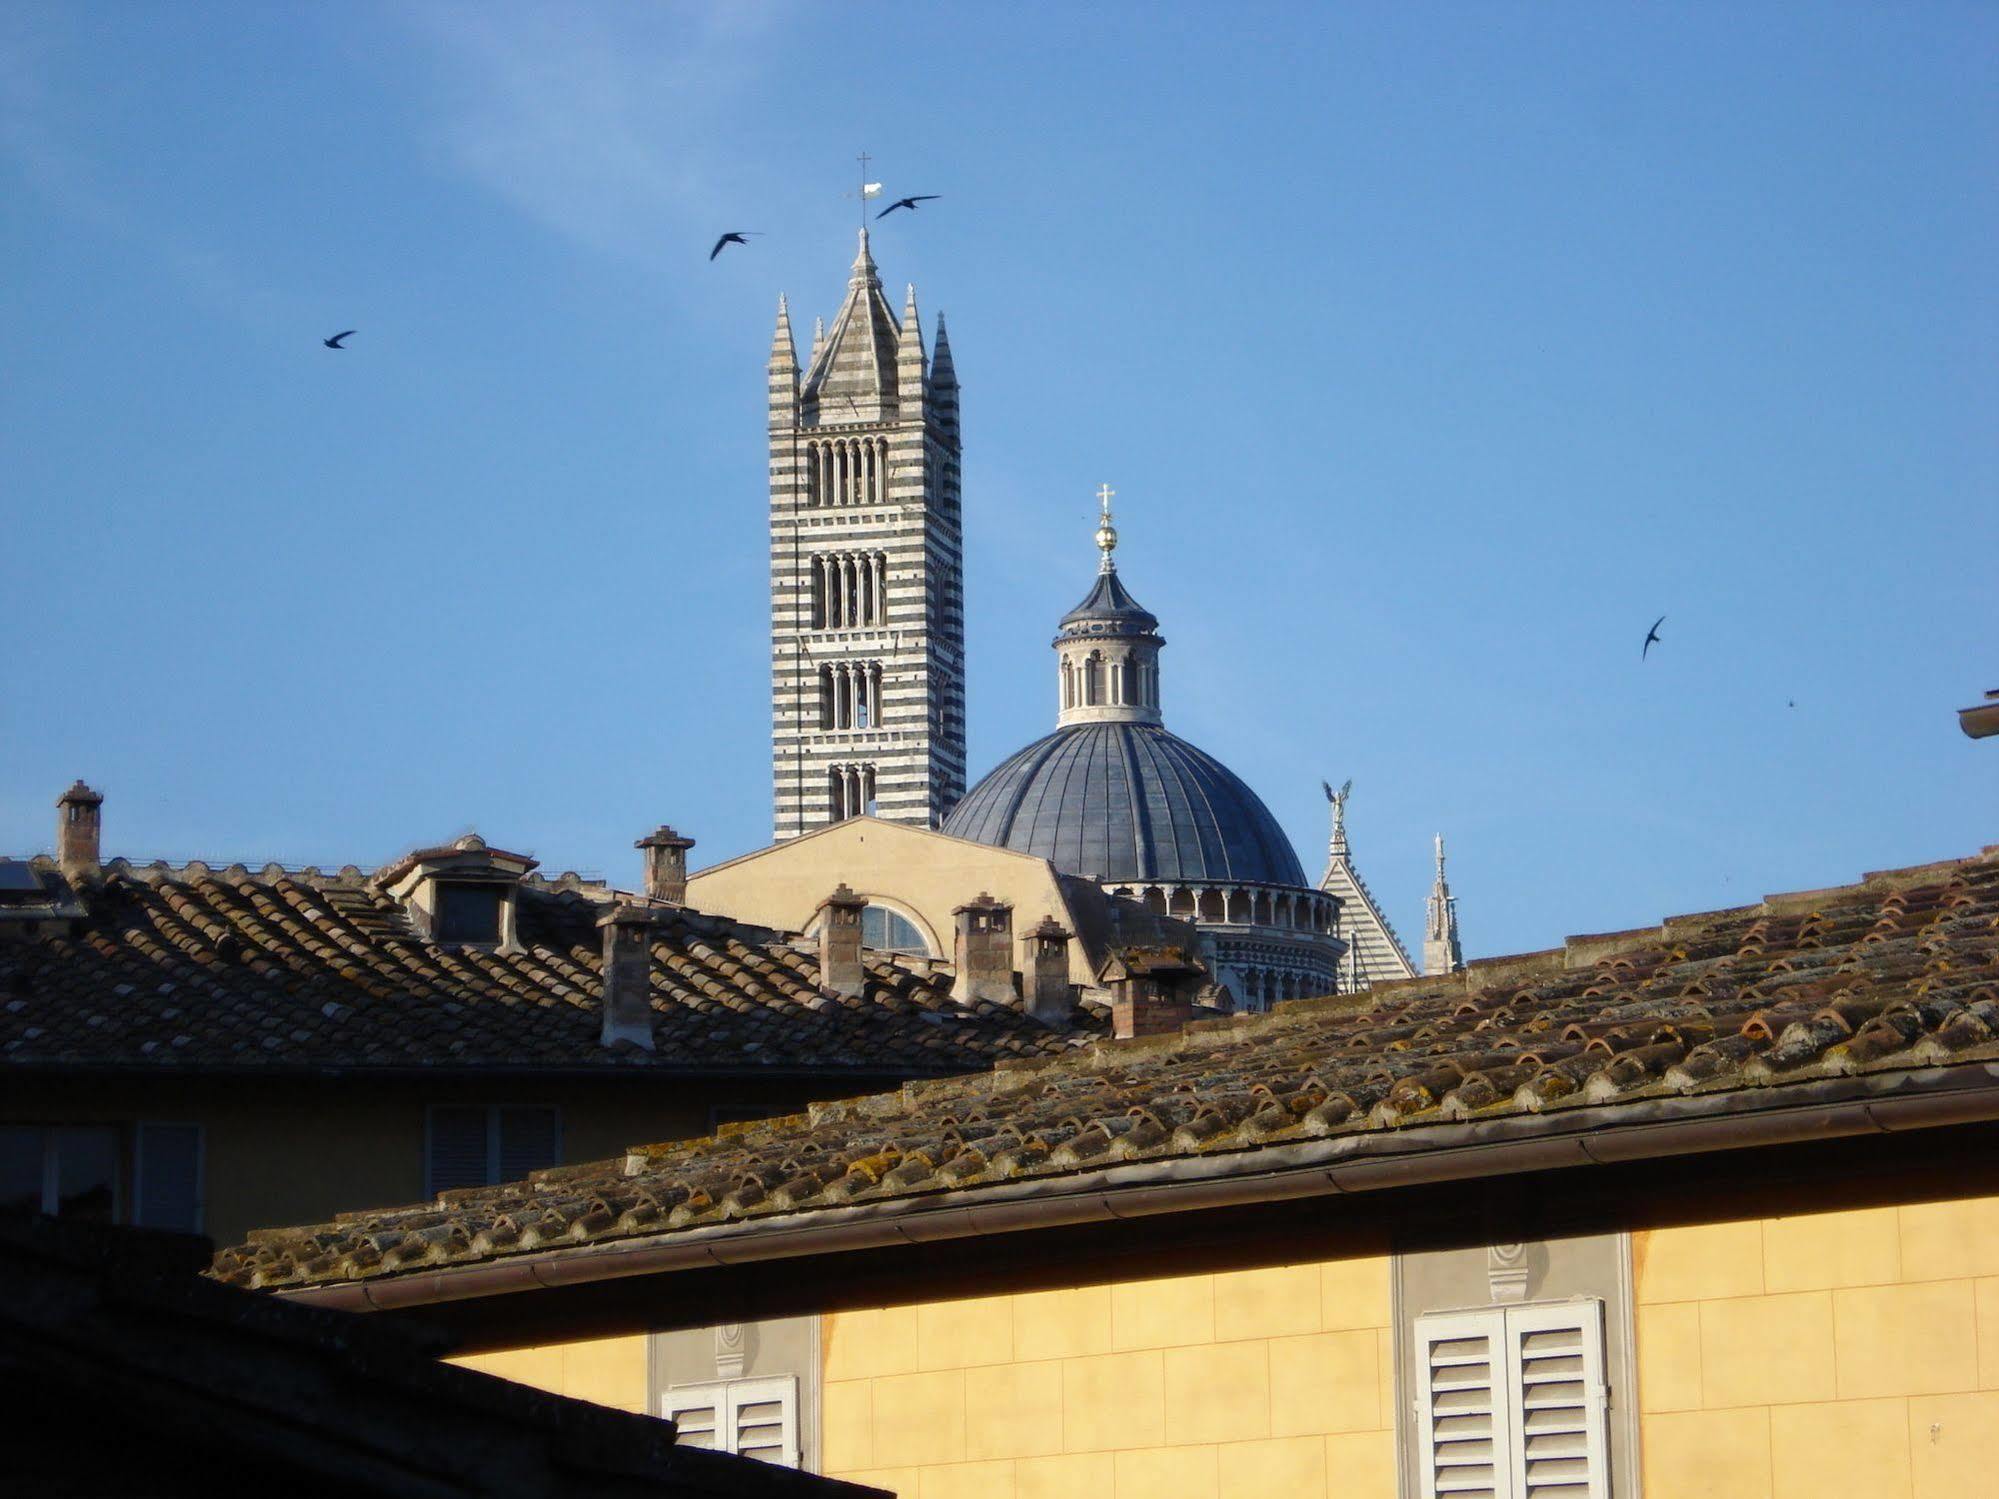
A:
768 230 965 841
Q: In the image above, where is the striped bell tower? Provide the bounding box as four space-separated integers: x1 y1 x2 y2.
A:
768 229 966 840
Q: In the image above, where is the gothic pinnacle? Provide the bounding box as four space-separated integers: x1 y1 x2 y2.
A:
770 294 798 373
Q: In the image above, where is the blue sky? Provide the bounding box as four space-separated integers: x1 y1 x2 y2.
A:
3 2 1993 961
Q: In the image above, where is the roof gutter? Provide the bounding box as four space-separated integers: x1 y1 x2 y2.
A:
275 1063 1999 1315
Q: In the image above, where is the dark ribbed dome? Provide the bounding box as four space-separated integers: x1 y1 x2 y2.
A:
942 723 1306 886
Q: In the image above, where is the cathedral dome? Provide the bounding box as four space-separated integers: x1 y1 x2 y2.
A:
942 721 1307 886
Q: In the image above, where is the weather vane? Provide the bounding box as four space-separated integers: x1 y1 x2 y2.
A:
852 150 882 227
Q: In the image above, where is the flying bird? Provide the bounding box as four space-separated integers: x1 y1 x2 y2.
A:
322 330 355 349
709 232 761 260
1642 615 1666 660
875 195 940 218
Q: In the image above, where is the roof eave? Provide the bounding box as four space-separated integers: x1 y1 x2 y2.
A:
268 1059 1999 1318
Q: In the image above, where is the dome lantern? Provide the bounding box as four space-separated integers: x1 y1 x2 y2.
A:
1055 486 1164 729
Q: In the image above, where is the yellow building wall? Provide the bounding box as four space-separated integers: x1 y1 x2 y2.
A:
1634 1194 1999 1499
686 816 1103 986
819 1252 1398 1499
449 1334 651 1416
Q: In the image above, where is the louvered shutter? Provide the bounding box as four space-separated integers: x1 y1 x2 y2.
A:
1502 1301 1607 1499
727 1376 801 1468
662 1378 799 1468
662 1388 722 1450
497 1107 560 1181
133 1123 203 1232
426 1107 490 1194
1414 1309 1512 1499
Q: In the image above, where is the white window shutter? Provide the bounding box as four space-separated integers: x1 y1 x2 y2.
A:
663 1377 798 1469
727 1376 801 1468
1502 1300 1608 1499
1413 1308 1512 1499
661 1388 721 1450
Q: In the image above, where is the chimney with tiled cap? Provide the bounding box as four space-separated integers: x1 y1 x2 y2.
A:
636 825 696 903
598 905 657 1050
1104 947 1202 1041
817 884 867 998
56 781 103 880
1024 915 1074 1025
951 893 1015 1006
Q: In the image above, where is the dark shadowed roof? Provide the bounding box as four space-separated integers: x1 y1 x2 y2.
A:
942 722 1309 886
213 844 1999 1297
4 1215 881 1498
0 860 1099 1075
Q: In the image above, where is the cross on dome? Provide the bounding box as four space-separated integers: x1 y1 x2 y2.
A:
1094 484 1118 572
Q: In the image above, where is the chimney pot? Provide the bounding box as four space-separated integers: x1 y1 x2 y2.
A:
1024 915 1074 1025
951 893 1016 1007
597 905 657 1050
636 825 697 903
817 883 868 998
1106 948 1202 1041
56 781 103 880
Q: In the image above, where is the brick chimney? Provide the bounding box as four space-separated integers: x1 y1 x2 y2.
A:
1024 915 1074 1025
817 884 867 998
597 905 657 1050
56 781 103 880
1104 948 1202 1041
951 893 1015 1006
635 825 696 903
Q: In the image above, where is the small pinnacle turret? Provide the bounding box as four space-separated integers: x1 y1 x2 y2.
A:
1424 833 1464 976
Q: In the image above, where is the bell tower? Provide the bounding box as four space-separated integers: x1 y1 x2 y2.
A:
768 229 965 839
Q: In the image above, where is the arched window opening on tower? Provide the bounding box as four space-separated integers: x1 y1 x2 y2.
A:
1060 658 1074 710
1084 652 1103 706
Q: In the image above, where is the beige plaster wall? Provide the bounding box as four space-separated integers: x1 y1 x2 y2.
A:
449 1334 651 1415
687 818 1098 986
818 1254 1398 1499
1634 1194 1999 1499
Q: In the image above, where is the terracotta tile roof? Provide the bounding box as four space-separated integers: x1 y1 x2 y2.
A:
0 860 1098 1074
213 844 1999 1294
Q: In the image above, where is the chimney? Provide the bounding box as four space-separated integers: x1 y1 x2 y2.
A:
1105 948 1201 1041
635 825 696 903
56 781 103 880
598 905 657 1050
1024 915 1074 1025
951 893 1015 1006
817 884 867 998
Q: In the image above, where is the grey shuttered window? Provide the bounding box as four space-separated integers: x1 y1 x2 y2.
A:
425 1106 560 1195
133 1123 203 1232
1413 1301 1608 1499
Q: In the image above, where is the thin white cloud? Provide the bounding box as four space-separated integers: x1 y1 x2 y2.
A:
398 0 795 265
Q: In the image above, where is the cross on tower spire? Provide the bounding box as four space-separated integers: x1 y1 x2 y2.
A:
1094 484 1118 573
856 150 873 228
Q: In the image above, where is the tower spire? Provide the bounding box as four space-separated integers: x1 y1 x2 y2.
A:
1094 484 1118 574
1424 833 1464 976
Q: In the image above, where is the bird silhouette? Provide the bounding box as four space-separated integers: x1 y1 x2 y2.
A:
1642 615 1665 660
875 195 940 219
322 330 355 350
709 232 761 260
